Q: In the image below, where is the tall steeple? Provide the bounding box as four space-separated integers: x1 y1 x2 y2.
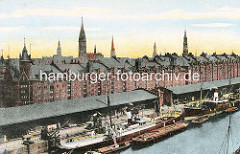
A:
78 17 87 62
1 49 3 60
20 37 31 60
0 49 4 65
110 36 116 57
94 45 96 54
24 37 26 46
19 37 32 84
18 38 32 106
57 40 62 56
4 55 12 81
152 42 157 57
183 30 188 56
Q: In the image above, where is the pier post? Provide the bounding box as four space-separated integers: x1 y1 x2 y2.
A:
200 87 202 104
158 89 162 117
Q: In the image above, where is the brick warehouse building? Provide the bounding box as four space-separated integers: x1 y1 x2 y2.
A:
0 19 240 108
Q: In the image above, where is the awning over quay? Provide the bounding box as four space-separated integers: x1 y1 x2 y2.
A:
0 89 157 126
167 77 240 95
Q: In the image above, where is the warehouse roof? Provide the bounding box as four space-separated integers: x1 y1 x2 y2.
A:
167 77 240 95
0 89 157 126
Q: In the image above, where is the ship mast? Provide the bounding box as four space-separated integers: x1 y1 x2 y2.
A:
96 95 113 128
226 115 231 154
219 115 232 154
107 95 113 128
199 83 203 104
158 89 161 118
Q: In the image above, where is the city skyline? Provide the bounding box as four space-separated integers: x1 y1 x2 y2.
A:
1 0 240 58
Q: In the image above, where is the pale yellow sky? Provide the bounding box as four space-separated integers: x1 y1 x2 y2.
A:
2 30 240 59
1 1 240 58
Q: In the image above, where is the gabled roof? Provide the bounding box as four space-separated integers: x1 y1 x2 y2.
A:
30 64 62 80
206 54 218 62
174 56 190 66
167 77 240 95
0 89 157 126
55 64 84 74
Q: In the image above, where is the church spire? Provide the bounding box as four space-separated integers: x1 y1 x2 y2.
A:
57 40 62 56
20 38 31 60
94 45 96 54
79 17 86 41
152 42 157 57
78 17 87 62
183 29 188 56
4 55 12 81
0 49 4 65
24 37 26 47
1 49 3 59
111 36 115 51
110 36 116 57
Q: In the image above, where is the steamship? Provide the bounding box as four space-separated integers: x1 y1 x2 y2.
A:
184 88 230 117
58 116 183 152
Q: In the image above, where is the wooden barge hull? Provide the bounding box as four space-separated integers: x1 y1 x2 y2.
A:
234 147 240 154
98 142 131 154
58 116 182 151
116 116 182 143
183 108 211 117
224 107 239 113
132 121 188 145
191 116 209 124
184 103 230 117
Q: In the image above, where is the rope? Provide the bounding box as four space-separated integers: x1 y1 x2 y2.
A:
218 115 232 154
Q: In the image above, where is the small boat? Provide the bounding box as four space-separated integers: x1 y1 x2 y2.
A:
234 147 240 154
192 115 209 124
224 107 238 113
184 101 230 117
132 121 188 145
84 150 101 154
97 142 130 154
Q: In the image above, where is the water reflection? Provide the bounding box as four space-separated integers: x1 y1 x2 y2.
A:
122 111 240 154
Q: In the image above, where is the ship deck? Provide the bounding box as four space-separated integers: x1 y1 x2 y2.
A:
58 121 157 149
59 135 107 149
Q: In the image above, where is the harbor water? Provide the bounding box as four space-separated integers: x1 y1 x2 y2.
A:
122 111 240 154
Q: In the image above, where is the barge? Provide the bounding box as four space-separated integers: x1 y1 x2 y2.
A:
97 142 130 154
224 107 238 113
184 100 230 117
132 121 188 145
191 115 209 124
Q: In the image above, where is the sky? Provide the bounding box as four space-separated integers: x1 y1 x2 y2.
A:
1 0 240 58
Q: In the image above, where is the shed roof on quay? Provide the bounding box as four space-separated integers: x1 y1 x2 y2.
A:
167 77 240 95
0 89 157 126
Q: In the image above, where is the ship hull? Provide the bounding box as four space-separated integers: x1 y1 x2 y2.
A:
98 142 130 154
57 116 182 152
191 116 209 124
184 102 230 117
132 121 188 146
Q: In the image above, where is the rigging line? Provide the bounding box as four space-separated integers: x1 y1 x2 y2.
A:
218 133 228 154
226 115 232 154
218 116 232 154
230 117 235 153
